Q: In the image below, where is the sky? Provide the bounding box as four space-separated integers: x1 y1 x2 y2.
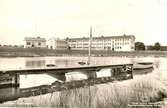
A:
0 0 167 45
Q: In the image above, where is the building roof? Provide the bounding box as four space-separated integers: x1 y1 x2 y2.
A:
24 37 46 42
48 38 67 42
67 35 135 41
48 37 59 40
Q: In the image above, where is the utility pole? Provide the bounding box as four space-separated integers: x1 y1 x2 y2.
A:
34 14 37 37
87 27 92 65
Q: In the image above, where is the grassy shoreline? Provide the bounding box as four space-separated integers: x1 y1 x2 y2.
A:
0 47 167 57
3 74 167 108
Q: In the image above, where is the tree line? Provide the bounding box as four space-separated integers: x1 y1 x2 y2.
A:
135 42 161 51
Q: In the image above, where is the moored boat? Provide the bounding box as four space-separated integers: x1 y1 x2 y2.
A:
46 64 56 67
78 62 86 65
137 62 153 65
133 62 153 70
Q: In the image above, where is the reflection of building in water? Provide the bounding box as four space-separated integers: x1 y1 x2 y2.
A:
53 59 77 67
47 38 68 49
26 60 45 68
24 37 46 48
67 34 135 51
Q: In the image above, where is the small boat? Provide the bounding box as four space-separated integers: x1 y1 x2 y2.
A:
137 62 153 65
133 62 153 70
46 64 56 67
78 27 92 66
78 62 86 65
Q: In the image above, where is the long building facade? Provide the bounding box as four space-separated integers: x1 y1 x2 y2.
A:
67 35 135 51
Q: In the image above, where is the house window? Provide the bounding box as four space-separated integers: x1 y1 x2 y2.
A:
26 42 31 45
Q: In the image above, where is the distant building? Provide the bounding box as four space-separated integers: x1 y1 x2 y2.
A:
67 34 135 51
24 37 46 48
48 38 68 49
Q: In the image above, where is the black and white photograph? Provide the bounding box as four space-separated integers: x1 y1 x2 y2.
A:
0 0 167 107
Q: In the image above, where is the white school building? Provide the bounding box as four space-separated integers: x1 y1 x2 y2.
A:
67 35 135 51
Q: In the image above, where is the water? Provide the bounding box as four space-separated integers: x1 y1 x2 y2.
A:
0 57 81 70
0 56 165 88
0 56 167 106
0 56 154 69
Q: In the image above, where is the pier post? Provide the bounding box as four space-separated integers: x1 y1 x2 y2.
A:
14 74 20 87
86 70 97 79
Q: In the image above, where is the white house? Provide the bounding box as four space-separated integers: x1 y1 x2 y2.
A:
24 37 46 48
67 34 135 51
48 38 68 49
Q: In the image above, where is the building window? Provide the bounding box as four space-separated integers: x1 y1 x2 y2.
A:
26 42 31 45
32 44 34 47
38 42 41 46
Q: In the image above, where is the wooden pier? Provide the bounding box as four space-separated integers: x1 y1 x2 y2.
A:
0 64 133 75
0 64 133 86
0 64 133 103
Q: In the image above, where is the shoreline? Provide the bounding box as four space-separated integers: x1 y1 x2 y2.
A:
0 47 167 57
0 52 167 58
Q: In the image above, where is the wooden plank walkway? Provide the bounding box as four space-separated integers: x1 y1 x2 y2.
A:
0 64 133 75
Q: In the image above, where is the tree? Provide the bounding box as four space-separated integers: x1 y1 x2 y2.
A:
146 45 154 50
154 42 161 50
65 37 69 41
135 42 145 50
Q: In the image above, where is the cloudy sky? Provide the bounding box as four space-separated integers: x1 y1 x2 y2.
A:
0 0 166 45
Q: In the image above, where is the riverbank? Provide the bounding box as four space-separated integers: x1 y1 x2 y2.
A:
0 47 167 57
2 73 167 108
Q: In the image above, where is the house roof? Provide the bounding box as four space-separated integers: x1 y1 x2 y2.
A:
24 37 46 42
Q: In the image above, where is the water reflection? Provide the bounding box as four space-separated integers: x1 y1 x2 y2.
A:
0 87 19 103
25 57 82 68
26 60 45 68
